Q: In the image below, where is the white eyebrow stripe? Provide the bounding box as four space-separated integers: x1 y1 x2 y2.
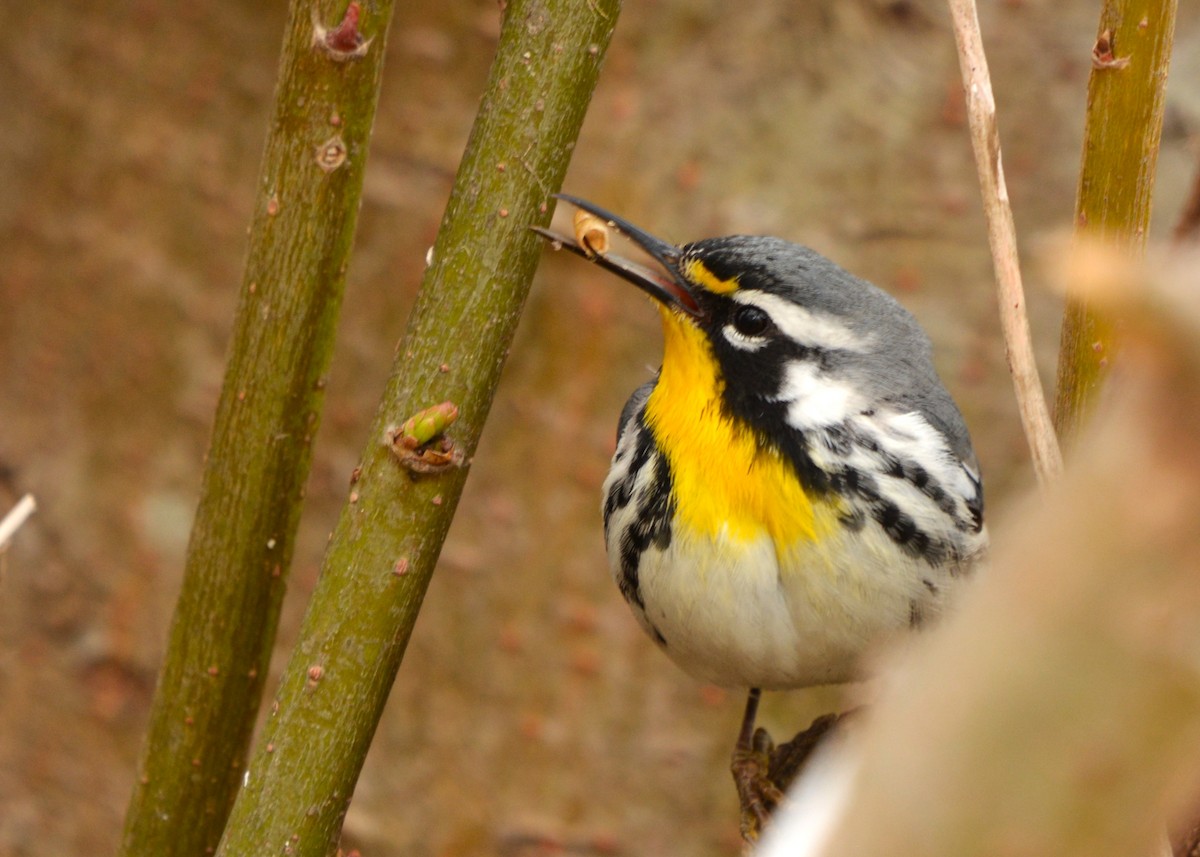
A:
732 291 868 352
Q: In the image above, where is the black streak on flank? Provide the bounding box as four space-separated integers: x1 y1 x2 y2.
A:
617 453 674 612
603 426 654 531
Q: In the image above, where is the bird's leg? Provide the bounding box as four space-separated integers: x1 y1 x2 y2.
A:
731 687 786 843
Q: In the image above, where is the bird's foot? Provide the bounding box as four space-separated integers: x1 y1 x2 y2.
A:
732 711 855 846
732 726 786 845
765 711 848 792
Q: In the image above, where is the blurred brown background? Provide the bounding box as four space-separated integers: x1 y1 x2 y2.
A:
1 0 1198 854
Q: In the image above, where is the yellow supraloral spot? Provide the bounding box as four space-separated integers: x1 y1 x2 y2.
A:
645 308 834 551
683 258 739 295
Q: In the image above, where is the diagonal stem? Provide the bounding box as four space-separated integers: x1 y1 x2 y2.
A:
947 0 1064 485
214 0 621 853
120 3 397 854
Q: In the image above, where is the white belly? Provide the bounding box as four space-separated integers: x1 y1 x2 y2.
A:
621 523 961 690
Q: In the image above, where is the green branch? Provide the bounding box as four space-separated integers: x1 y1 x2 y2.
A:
119 3 395 855
1053 0 1177 440
214 0 620 853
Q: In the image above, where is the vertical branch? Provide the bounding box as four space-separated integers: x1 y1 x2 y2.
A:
1053 0 1177 440
119 3 395 855
215 0 621 854
947 0 1063 485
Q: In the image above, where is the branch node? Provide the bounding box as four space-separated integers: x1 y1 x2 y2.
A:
315 134 348 173
313 3 372 62
386 402 465 475
1092 29 1131 70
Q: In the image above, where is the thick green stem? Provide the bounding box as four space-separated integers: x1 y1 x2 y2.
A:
215 0 620 853
119 3 395 855
1053 0 1176 440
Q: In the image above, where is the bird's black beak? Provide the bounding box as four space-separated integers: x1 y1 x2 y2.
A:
532 194 701 317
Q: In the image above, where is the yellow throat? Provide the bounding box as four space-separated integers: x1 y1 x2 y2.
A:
644 307 833 549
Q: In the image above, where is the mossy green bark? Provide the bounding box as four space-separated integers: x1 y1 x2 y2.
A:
1053 0 1176 440
119 3 395 855
214 0 621 854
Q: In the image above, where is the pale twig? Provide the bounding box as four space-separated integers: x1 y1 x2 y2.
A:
948 0 1064 485
1172 149 1200 245
0 494 36 550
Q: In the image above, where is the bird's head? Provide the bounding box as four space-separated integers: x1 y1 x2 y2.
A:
534 195 965 449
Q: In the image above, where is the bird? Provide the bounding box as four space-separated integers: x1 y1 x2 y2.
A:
533 194 987 838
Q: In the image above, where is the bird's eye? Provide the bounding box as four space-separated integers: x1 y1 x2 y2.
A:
731 305 772 337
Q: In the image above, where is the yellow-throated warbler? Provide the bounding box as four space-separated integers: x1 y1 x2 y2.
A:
535 195 987 828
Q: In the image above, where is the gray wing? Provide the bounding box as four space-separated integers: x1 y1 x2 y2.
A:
616 379 656 443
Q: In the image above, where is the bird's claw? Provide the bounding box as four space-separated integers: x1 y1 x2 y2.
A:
733 727 787 844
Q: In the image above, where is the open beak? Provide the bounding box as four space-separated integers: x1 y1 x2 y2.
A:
532 194 701 317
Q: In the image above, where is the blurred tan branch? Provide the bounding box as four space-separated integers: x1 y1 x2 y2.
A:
948 0 1063 486
762 248 1200 857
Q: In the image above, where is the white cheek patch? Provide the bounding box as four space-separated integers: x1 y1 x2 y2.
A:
878 410 980 501
777 362 863 429
874 410 953 467
732 291 867 352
